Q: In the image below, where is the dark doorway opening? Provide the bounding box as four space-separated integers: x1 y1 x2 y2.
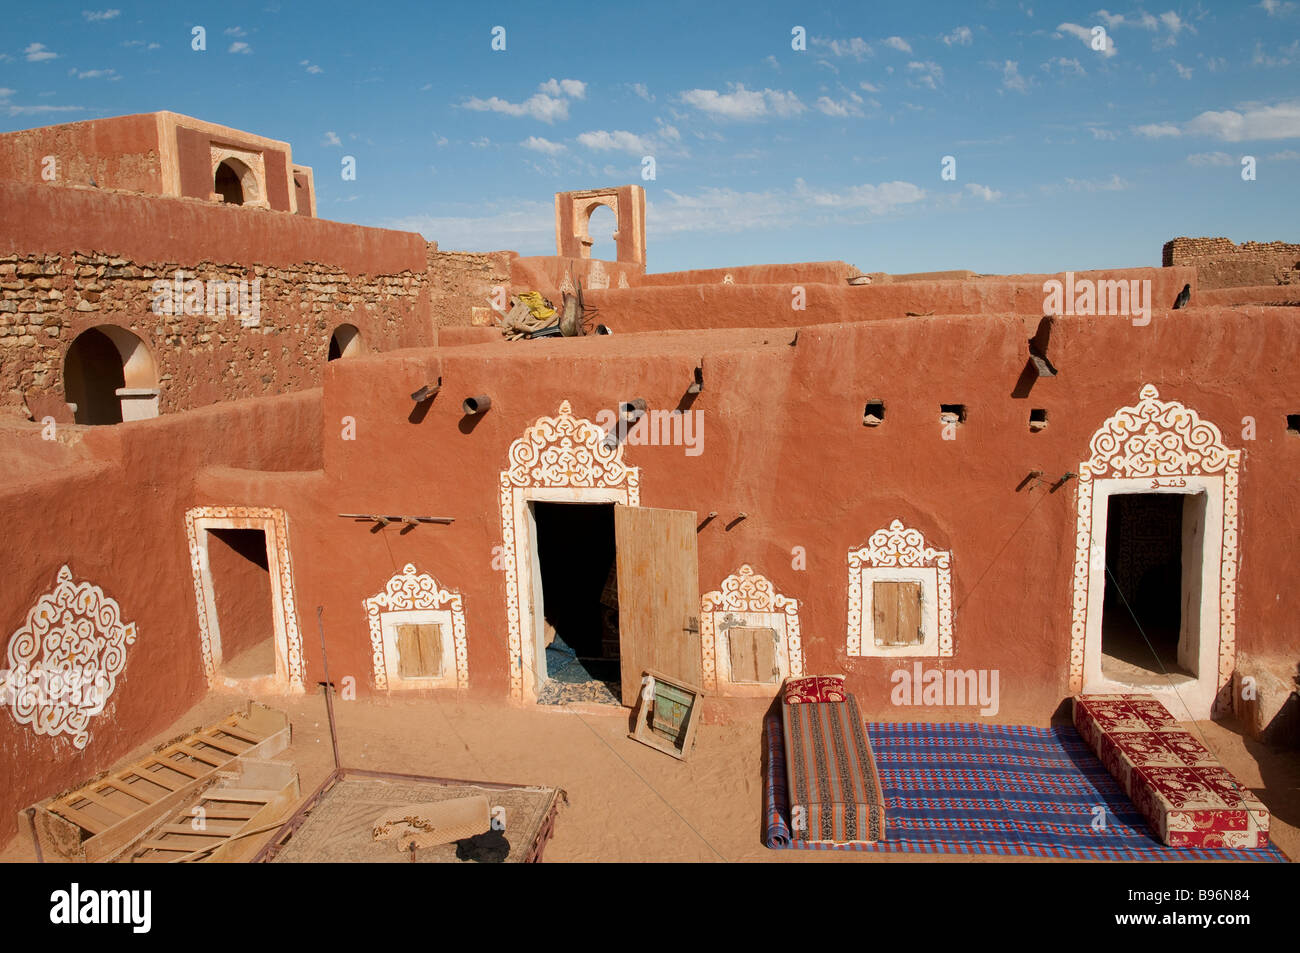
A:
207 528 276 679
63 328 125 424
533 501 620 704
215 161 245 205
1101 494 1190 681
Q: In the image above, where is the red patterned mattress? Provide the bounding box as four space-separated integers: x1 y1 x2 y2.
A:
1073 693 1270 849
782 687 886 844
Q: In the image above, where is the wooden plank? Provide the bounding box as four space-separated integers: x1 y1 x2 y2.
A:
898 582 922 646
137 840 200 852
615 506 701 703
754 627 777 683
73 789 133 817
101 778 159 805
397 624 420 679
419 623 443 677
131 768 180 792
214 722 264 744
194 733 247 755
149 756 204 780
173 743 227 766
873 581 900 645
159 822 244 836
201 788 272 803
48 802 107 834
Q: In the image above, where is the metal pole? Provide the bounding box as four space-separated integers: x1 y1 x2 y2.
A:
316 605 342 773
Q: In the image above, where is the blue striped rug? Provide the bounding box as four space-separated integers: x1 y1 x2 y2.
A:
763 716 1288 861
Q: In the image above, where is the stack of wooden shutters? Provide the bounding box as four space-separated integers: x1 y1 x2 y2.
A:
397 623 444 678
873 581 923 646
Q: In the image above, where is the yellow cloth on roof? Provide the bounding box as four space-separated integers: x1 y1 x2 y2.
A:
518 291 556 320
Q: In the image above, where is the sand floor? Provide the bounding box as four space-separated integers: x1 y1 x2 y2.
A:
4 690 1296 863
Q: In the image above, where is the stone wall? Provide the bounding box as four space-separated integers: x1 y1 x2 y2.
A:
426 244 515 328
1 249 425 420
1162 236 1300 289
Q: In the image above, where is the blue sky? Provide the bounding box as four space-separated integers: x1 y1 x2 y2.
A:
3 1 1298 274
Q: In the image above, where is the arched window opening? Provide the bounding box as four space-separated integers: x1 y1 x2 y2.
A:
328 323 363 361
63 325 159 424
585 204 617 261
215 160 245 205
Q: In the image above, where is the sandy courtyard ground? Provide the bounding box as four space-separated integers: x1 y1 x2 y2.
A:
4 689 1296 863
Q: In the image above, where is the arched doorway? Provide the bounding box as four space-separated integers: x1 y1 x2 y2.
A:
63 325 159 424
584 204 616 261
215 159 249 205
328 324 363 361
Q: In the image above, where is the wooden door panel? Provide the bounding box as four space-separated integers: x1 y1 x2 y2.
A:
615 506 701 702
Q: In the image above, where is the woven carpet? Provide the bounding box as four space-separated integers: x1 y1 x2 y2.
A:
763 717 1288 861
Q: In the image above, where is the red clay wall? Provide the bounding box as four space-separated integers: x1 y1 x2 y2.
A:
0 115 162 194
0 390 321 845
583 267 1195 332
635 261 862 287
0 180 432 418
211 304 1297 724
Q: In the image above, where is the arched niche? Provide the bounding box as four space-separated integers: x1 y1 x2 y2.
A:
63 325 159 424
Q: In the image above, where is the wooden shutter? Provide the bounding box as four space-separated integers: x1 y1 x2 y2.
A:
872 582 923 646
727 626 779 683
396 622 444 678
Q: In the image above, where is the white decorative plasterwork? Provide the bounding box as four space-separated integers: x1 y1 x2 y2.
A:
700 565 802 692
2 566 136 749
184 506 305 692
847 520 954 657
1068 385 1240 714
500 400 640 701
364 564 469 691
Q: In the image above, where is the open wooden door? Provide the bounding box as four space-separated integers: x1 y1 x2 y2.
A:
614 506 701 703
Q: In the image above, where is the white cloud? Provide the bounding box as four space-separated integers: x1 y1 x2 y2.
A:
1184 100 1300 140
1001 60 1028 92
522 135 565 154
1171 59 1192 79
1089 126 1118 139
1253 39 1299 67
1065 173 1130 190
471 137 490 148
680 84 805 120
538 78 586 99
942 26 973 46
70 68 118 80
884 36 912 53
1259 0 1297 14
82 9 120 21
632 82 653 101
812 36 872 60
576 129 652 153
24 43 58 62
860 81 881 93
225 26 248 36
655 119 681 142
1134 122 1181 138
228 41 252 55
965 182 1003 201
764 54 780 70
1265 148 1300 159
907 61 944 89
1043 56 1086 76
322 131 342 147
1186 151 1235 165
1057 22 1116 57
301 60 323 74
815 94 864 117
463 92 570 123
1207 56 1228 71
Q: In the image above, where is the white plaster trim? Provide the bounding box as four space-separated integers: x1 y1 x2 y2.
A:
210 144 269 209
1 566 137 749
499 400 640 702
184 506 304 693
700 565 802 694
363 564 469 691
847 520 954 658
1067 384 1240 720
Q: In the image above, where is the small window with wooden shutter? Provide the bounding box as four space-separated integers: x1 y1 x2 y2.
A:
396 623 444 678
727 626 780 684
872 581 923 646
